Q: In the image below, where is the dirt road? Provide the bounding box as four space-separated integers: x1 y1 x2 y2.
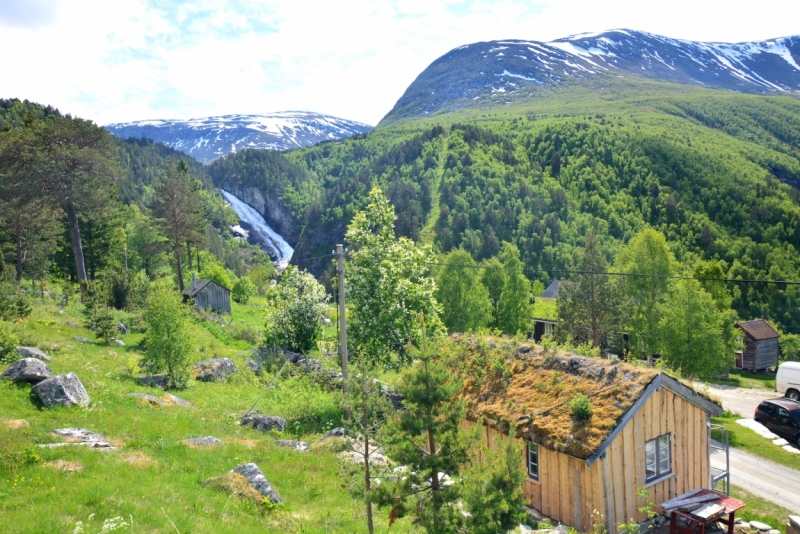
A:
711 444 800 513
703 384 777 418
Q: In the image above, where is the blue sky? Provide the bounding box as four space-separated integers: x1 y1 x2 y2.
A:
0 0 798 126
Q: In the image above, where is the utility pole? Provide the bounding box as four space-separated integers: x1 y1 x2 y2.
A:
336 244 350 422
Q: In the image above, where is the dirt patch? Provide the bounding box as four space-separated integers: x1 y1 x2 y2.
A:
1 419 30 430
204 472 263 503
46 460 84 472
228 438 261 449
120 451 157 467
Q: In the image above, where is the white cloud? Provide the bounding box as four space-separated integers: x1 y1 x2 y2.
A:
0 0 797 126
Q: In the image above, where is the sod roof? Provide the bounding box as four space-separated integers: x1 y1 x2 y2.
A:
445 335 719 461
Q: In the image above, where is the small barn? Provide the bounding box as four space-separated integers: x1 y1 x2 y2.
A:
735 319 779 371
183 274 231 314
448 336 722 533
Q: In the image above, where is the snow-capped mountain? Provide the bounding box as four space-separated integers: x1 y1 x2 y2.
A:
383 30 800 122
105 111 372 163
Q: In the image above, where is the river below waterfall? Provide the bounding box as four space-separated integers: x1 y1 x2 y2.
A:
220 189 294 268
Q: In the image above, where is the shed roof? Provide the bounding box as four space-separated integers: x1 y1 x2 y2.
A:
540 280 562 299
446 335 721 464
736 319 779 340
182 279 230 297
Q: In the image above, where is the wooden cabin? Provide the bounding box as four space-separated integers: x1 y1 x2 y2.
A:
735 319 779 371
183 274 231 314
449 336 722 533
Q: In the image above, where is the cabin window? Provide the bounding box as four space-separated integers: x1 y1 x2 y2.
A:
645 433 671 482
527 441 539 480
544 323 554 337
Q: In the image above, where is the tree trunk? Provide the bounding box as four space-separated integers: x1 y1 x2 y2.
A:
175 243 185 292
186 241 193 271
66 203 88 290
15 232 23 284
363 399 374 534
196 248 201 273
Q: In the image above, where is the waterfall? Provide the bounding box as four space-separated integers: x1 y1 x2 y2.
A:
220 189 294 268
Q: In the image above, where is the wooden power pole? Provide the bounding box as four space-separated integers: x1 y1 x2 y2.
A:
336 244 350 421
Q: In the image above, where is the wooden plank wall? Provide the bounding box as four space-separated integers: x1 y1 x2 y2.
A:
463 387 712 532
195 284 231 314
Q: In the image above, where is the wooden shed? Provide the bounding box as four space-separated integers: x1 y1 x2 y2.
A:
735 319 779 371
183 274 231 314
448 336 722 533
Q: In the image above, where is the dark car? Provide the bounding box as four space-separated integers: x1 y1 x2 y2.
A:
754 398 800 447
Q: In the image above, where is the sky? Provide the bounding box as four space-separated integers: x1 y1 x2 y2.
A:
1 0 798 126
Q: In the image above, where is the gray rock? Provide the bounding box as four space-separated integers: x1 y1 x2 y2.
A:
517 344 532 354
184 436 222 447
32 373 90 407
1 358 51 383
162 393 192 407
16 346 52 362
193 358 237 382
112 338 125 347
320 427 346 442
280 349 303 364
72 336 93 343
137 374 169 388
749 521 772 531
240 414 286 433
246 358 262 375
232 463 281 503
767 530 781 534
128 392 164 406
275 439 309 452
53 428 105 442
116 323 127 335
65 321 79 328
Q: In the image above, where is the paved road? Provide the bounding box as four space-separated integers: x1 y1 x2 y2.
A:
711 444 800 513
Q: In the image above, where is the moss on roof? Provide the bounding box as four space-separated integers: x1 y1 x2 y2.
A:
443 335 659 460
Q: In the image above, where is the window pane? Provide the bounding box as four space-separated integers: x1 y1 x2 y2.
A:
659 435 670 448
659 455 670 474
528 442 538 479
645 439 655 454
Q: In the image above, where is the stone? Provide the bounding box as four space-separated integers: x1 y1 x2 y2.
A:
275 439 309 452
54 428 106 442
112 339 125 347
782 445 800 454
1 358 51 383
517 344 532 354
162 393 192 407
768 530 781 534
193 358 237 382
749 521 772 531
183 436 222 447
246 358 262 375
240 414 286 433
65 321 79 328
280 349 303 364
319 427 346 442
773 438 789 446
736 419 779 439
32 373 89 407
128 392 164 406
16 346 52 362
116 323 128 335
232 463 281 503
137 374 169 389
72 336 92 343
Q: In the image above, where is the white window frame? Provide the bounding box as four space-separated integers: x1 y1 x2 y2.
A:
645 433 672 483
527 441 539 480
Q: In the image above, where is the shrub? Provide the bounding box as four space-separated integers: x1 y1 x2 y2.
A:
570 393 593 421
94 306 118 345
0 283 32 321
141 287 194 389
200 263 232 289
0 320 20 362
264 266 329 354
232 276 256 304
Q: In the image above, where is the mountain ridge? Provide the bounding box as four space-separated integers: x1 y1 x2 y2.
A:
381 29 800 124
105 111 372 163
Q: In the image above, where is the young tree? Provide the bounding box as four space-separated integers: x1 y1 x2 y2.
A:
557 231 627 349
346 187 443 368
481 256 505 327
436 248 492 333
656 279 730 379
498 242 532 335
616 228 677 360
232 276 257 304
378 319 468 533
263 266 329 354
142 286 194 388
149 161 205 291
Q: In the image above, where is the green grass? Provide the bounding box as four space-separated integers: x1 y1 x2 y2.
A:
531 298 557 321
731 485 794 534
711 414 800 470
0 299 419 533
712 370 776 391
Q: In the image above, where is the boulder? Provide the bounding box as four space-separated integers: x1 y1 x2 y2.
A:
112 339 125 347
1 358 51 383
54 428 105 442
749 521 772 531
128 392 164 406
162 393 192 407
193 358 237 382
245 358 262 375
72 336 92 343
137 374 169 389
65 321 79 328
319 427 346 442
232 463 281 503
240 414 286 433
32 373 89 407
116 323 128 335
16 346 52 362
183 436 222 447
275 439 309 452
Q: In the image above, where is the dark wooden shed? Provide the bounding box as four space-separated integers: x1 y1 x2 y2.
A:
183 275 231 314
735 319 779 371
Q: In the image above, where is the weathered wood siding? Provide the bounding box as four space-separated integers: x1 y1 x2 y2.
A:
465 388 711 532
194 283 231 314
742 336 778 371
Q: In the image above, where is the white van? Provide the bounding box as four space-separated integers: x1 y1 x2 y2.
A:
776 362 800 400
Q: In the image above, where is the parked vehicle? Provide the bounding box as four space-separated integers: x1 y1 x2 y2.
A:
776 362 800 400
754 398 800 447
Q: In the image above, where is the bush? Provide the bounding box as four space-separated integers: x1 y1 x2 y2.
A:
200 263 232 289
570 393 593 421
94 306 118 345
141 287 194 389
232 276 257 304
0 283 32 321
0 320 20 362
264 266 329 354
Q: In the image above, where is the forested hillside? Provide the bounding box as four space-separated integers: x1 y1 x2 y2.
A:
279 82 800 332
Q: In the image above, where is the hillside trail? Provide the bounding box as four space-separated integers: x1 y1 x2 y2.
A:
419 133 449 244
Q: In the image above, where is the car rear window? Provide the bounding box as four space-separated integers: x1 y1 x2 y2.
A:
759 402 775 415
